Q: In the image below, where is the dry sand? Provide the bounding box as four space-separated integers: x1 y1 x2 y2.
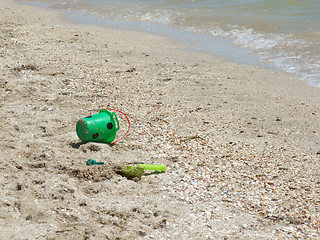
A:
0 0 319 239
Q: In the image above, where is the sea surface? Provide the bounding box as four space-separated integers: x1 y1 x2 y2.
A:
19 0 320 87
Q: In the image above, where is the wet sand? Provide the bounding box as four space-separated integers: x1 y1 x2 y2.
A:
0 0 319 239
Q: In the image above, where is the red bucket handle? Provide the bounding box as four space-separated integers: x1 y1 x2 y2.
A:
100 108 130 145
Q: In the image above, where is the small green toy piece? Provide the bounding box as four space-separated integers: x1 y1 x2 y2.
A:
86 159 104 165
115 164 166 180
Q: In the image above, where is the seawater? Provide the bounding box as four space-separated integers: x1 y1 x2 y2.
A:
19 0 320 87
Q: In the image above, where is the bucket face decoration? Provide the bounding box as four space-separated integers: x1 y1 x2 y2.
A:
76 109 120 144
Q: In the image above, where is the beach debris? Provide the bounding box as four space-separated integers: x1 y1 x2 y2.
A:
125 67 136 73
115 164 166 181
86 159 104 165
180 135 202 142
12 64 38 72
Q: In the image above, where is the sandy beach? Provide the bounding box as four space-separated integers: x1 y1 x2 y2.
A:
0 0 319 239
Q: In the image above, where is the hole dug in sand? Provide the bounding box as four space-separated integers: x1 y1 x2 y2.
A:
58 164 115 182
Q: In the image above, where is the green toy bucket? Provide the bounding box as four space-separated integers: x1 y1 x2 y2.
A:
76 109 120 144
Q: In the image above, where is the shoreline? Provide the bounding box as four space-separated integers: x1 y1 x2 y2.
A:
61 8 267 71
18 0 320 88
1 0 319 239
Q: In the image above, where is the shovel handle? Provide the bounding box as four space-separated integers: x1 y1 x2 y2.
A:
138 164 166 172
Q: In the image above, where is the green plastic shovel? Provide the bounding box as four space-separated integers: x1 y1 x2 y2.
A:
116 164 166 180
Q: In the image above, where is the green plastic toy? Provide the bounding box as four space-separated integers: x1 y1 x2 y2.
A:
125 164 166 172
76 109 119 144
86 159 104 165
116 164 166 180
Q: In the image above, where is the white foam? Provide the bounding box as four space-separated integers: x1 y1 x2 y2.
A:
210 26 284 50
139 11 172 24
209 25 320 87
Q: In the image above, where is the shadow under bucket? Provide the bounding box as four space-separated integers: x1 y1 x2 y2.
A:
76 109 120 144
